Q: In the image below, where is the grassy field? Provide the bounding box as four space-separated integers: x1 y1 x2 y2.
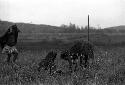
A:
0 33 125 85
18 33 125 46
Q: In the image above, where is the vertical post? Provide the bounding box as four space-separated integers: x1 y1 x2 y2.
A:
88 15 89 41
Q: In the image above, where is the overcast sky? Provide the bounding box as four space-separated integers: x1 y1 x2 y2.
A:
0 0 125 28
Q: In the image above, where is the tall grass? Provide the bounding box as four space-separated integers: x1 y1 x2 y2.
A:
0 45 125 85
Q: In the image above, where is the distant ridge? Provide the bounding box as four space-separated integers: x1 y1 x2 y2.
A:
104 25 125 30
0 20 125 34
0 20 60 35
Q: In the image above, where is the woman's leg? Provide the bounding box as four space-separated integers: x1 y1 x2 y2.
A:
7 54 12 63
12 52 18 62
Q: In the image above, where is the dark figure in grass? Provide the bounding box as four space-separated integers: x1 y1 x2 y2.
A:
70 41 94 68
60 41 94 72
0 24 21 63
60 50 79 72
38 51 57 75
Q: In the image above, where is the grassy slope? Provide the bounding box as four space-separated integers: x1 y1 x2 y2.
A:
1 20 125 47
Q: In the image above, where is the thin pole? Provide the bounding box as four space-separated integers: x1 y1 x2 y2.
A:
88 15 89 41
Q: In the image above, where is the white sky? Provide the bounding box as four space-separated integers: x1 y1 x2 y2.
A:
0 0 125 28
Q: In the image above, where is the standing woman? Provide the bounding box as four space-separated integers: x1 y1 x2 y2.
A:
1 24 21 63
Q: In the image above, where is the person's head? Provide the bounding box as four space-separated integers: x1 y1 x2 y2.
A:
8 24 21 33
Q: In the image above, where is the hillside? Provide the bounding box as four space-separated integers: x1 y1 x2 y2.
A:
103 25 125 34
104 25 125 30
0 20 60 35
0 20 125 35
1 20 125 47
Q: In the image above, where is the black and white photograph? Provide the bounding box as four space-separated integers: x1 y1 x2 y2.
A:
0 0 125 85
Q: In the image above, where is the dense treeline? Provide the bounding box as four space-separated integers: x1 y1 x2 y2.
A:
60 23 125 34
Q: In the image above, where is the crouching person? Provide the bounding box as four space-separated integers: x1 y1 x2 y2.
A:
37 51 57 75
1 24 21 63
